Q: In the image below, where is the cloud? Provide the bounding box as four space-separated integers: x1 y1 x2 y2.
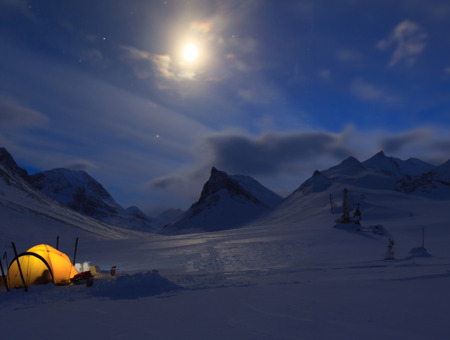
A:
379 128 432 154
147 130 354 204
318 69 331 79
149 126 450 204
118 45 154 79
147 166 209 208
236 82 283 105
62 159 97 172
190 21 212 33
0 96 49 129
336 48 363 63
443 66 450 80
350 78 401 105
377 20 427 67
201 131 352 176
376 127 450 165
119 45 197 81
150 54 177 79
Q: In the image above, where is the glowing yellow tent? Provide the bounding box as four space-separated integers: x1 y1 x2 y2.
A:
7 244 78 289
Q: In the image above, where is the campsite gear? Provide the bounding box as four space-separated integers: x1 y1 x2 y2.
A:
73 237 78 265
0 256 8 291
7 244 78 289
11 242 27 291
70 271 94 286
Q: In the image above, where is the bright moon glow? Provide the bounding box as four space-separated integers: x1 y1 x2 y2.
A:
183 44 198 62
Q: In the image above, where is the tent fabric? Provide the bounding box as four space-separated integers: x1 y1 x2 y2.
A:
7 252 53 288
7 244 78 289
26 244 78 285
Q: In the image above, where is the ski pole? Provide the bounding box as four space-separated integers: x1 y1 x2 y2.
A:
0 255 8 292
11 242 27 292
73 237 79 265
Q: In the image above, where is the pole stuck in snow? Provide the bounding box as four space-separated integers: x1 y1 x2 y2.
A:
11 242 27 292
0 255 8 292
73 237 79 265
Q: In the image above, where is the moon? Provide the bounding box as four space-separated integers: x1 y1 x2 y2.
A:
183 44 198 62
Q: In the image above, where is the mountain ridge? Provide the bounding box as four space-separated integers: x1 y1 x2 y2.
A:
2 146 449 238
30 168 157 232
161 167 283 234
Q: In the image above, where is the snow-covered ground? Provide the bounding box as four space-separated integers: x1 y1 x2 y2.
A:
2 150 450 339
2 190 450 339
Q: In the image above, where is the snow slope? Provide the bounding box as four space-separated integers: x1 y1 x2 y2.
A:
0 148 140 252
30 168 157 232
162 167 283 234
2 150 450 339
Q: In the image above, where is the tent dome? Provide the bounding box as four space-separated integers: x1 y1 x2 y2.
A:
7 244 78 289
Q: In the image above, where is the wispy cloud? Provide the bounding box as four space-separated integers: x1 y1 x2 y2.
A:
189 21 212 33
62 159 97 172
443 66 450 80
377 20 427 67
377 127 450 164
379 128 432 154
318 69 331 80
118 45 154 79
149 126 450 206
148 130 353 203
150 54 177 79
0 96 49 129
336 48 363 63
119 45 197 80
350 78 401 105
203 131 352 175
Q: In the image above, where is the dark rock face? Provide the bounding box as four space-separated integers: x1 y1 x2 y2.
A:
0 147 30 183
197 167 266 207
162 167 283 234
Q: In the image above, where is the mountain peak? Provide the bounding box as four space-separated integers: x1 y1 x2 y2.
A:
162 168 282 234
0 147 30 180
30 168 156 231
362 151 401 176
325 155 363 176
342 156 361 166
199 167 242 202
31 168 113 202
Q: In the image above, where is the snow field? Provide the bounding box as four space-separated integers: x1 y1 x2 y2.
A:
3 207 450 339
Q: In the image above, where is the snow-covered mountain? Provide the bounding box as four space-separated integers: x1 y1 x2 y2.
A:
290 151 444 195
3 148 450 339
162 167 283 234
252 150 450 229
0 148 136 249
153 208 184 227
30 168 157 232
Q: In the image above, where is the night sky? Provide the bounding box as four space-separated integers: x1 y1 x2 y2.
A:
1 0 450 214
